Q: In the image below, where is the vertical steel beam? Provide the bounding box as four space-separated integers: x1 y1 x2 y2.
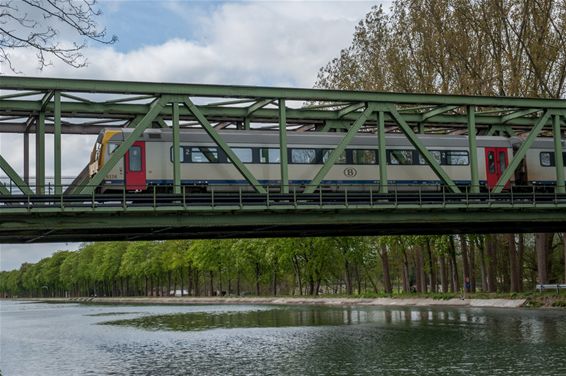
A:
304 104 375 194
553 114 565 194
389 106 461 193
279 99 288 193
184 98 266 194
172 102 181 194
467 106 480 193
36 112 45 194
23 132 29 184
54 91 62 194
493 111 552 193
377 111 388 193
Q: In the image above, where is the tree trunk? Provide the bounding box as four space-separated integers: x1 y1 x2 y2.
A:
469 238 476 292
518 234 525 291
460 235 471 293
255 262 261 296
439 255 448 293
402 250 410 293
380 244 393 294
344 259 353 295
536 233 549 284
209 271 214 296
449 236 460 292
486 235 498 292
426 240 437 293
415 245 425 293
507 234 520 292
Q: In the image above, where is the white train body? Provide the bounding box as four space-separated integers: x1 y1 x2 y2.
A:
87 128 565 192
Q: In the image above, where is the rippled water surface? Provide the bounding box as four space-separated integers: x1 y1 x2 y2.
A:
2 301 566 375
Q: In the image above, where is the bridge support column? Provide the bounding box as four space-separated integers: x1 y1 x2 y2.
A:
23 131 29 184
377 111 388 194
553 114 565 194
54 91 62 194
279 99 288 194
172 102 181 194
36 112 45 194
467 106 480 193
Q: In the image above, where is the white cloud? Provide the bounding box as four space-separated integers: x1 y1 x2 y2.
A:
4 1 379 87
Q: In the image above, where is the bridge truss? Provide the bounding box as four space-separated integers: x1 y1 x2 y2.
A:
0 76 565 242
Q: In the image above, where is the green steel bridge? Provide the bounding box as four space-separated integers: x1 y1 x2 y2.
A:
0 76 565 243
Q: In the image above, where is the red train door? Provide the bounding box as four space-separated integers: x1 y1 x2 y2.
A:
485 147 509 190
125 141 146 190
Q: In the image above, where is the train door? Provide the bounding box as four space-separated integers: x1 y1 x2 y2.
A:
125 141 147 190
485 147 509 190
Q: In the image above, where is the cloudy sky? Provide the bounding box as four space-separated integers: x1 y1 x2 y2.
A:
0 0 388 271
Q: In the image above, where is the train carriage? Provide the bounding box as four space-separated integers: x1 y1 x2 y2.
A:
87 129 537 193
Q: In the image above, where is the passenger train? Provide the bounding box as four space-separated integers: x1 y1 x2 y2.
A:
87 128 566 192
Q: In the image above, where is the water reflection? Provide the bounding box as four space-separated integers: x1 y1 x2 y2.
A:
3 301 566 376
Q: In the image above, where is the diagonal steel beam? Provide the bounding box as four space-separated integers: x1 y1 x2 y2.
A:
501 108 540 123
493 111 552 193
246 99 273 116
337 102 365 118
421 105 459 121
389 106 461 193
184 98 266 194
304 104 375 194
79 96 172 195
0 154 33 195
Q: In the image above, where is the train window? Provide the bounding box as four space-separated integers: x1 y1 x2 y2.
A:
540 152 553 167
488 151 496 173
232 147 253 163
191 147 219 163
260 148 280 163
446 151 469 166
128 146 142 172
107 143 118 156
418 151 442 165
389 150 413 165
498 151 506 172
169 146 188 163
321 149 347 164
353 149 377 165
291 148 316 164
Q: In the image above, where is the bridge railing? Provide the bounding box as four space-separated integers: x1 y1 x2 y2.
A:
1 183 565 212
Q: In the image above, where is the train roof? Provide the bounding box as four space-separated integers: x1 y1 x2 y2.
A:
104 128 515 148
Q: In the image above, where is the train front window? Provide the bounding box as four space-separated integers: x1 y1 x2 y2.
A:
191 147 219 163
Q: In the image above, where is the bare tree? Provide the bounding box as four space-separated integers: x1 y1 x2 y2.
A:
0 0 116 71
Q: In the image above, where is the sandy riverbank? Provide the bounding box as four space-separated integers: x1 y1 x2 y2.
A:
28 296 528 308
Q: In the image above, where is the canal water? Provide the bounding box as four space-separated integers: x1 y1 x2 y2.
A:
1 301 566 375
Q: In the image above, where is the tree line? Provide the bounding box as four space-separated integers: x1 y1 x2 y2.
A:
1 234 565 298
